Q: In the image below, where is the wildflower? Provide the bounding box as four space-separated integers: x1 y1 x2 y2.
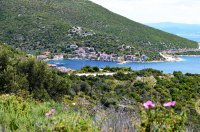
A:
72 102 76 106
143 100 155 109
163 101 176 107
45 108 55 116
171 101 176 106
45 112 52 116
51 108 55 113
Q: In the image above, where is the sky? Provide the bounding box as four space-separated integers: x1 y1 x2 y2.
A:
89 0 200 24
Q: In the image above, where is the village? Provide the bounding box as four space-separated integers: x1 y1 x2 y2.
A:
36 44 149 72
36 42 200 73
37 44 148 62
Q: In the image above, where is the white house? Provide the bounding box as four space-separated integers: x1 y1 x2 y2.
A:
53 55 64 60
198 43 200 49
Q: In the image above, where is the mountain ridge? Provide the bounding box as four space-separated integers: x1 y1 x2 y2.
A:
0 0 198 59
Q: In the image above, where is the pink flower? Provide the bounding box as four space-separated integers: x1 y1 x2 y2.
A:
171 101 176 106
45 108 55 116
143 101 156 109
163 101 176 107
51 108 55 113
45 112 52 116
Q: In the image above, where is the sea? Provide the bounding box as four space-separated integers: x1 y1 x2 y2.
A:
48 56 200 74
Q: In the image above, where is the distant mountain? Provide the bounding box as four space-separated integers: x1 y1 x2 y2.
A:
0 0 198 60
147 22 200 42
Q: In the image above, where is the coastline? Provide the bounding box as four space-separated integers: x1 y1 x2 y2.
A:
45 52 188 64
45 56 200 74
43 51 188 64
46 57 184 64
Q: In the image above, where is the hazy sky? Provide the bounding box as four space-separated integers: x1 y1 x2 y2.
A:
90 0 200 24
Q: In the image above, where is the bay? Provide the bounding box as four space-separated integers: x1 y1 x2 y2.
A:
48 56 200 74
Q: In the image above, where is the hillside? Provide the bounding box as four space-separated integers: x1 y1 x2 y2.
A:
0 42 200 131
0 0 198 59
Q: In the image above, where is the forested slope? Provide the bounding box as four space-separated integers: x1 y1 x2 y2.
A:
0 0 198 59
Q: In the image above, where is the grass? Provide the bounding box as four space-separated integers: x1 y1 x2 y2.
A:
0 94 98 132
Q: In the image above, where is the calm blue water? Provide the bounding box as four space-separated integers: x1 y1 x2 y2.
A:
48 56 200 74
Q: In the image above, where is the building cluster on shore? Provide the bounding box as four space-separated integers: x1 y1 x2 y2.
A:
35 44 200 72
35 45 150 72
37 44 149 63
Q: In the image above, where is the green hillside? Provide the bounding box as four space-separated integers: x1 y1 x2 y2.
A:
0 42 200 131
0 0 198 59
